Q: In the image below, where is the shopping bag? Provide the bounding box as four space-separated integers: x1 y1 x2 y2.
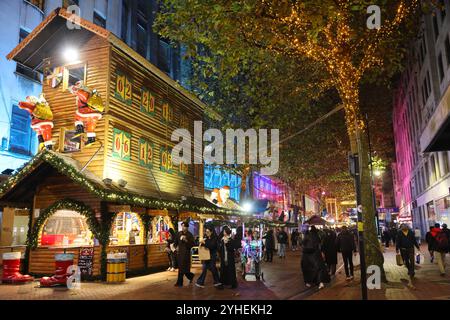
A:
415 253 421 264
396 253 403 266
198 245 211 261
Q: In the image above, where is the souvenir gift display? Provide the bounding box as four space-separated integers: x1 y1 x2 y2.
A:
109 213 143 245
18 93 54 150
69 80 104 146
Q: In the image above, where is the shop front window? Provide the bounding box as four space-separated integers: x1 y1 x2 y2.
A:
110 212 144 246
40 210 93 247
149 216 174 244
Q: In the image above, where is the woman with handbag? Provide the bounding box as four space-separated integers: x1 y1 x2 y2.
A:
195 225 222 289
301 226 330 289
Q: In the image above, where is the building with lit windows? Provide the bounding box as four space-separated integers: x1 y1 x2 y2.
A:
393 1 450 235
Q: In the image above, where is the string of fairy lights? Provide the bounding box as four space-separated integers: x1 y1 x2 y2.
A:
244 0 419 136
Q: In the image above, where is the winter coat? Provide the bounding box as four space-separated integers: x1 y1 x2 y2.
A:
202 236 218 261
277 231 288 244
218 236 239 287
263 231 275 250
425 231 435 250
396 230 419 251
321 230 338 265
174 230 194 274
291 232 299 245
301 230 330 285
336 230 356 253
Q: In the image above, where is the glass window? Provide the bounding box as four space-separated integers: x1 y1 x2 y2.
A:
438 52 445 81
40 210 93 247
109 212 144 245
121 0 129 42
443 152 450 174
433 15 439 40
11 210 29 246
445 36 450 66
158 38 171 74
9 105 33 155
16 29 41 82
93 11 106 28
137 17 148 57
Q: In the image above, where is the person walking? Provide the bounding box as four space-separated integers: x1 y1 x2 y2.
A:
165 228 177 272
218 226 239 289
301 226 330 290
425 226 435 263
443 224 450 253
174 221 195 287
291 229 299 251
322 228 338 276
396 224 420 287
263 229 275 262
383 228 391 248
431 223 449 276
277 227 288 259
336 226 356 281
414 227 422 246
391 227 398 246
196 225 222 289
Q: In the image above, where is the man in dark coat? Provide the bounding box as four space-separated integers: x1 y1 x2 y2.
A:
382 228 391 248
174 221 195 287
301 226 330 289
336 226 356 280
396 224 420 285
263 229 275 262
321 228 338 276
218 226 239 289
425 226 435 262
277 227 288 259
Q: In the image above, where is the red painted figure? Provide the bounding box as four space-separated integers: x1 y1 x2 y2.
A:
18 94 54 150
69 80 104 145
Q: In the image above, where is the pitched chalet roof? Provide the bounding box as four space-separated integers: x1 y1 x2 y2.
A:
6 7 209 114
0 150 247 216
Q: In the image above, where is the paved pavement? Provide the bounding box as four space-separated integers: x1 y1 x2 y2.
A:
307 244 450 300
0 249 310 300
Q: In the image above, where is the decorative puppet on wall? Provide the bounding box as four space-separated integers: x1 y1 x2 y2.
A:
69 80 104 146
18 93 54 150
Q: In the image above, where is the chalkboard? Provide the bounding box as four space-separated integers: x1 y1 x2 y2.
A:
78 247 94 279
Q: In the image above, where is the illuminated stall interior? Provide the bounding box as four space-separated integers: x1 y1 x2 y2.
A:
39 210 93 247
109 212 144 246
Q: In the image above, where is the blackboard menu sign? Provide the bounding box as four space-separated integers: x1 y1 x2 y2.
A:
78 247 94 278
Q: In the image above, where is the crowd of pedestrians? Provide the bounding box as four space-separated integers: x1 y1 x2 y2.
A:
165 219 450 293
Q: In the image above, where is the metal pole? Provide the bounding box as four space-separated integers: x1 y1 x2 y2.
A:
365 113 380 236
353 152 368 300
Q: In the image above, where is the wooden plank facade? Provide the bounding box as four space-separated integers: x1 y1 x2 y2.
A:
1 8 217 280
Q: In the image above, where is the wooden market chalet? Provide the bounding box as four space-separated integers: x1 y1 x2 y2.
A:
0 8 297 284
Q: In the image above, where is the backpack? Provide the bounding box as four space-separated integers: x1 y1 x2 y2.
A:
435 231 449 251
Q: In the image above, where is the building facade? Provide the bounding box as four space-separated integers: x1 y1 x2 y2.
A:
0 0 189 173
393 1 450 236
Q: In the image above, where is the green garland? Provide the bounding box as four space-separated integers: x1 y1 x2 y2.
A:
28 198 101 249
0 150 248 217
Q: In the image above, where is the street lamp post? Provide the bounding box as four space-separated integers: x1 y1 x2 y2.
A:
366 113 380 236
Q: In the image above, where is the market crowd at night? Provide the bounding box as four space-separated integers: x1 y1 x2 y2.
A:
0 0 449 308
